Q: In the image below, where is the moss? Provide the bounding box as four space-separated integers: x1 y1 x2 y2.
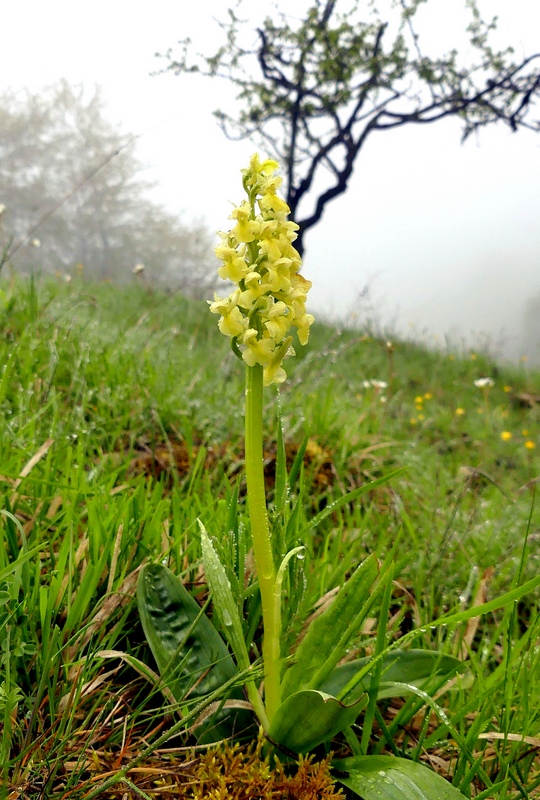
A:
105 733 344 799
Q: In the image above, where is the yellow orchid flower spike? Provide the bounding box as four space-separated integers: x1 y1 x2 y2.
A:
209 154 314 386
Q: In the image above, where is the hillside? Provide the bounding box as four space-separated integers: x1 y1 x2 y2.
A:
1 276 539 798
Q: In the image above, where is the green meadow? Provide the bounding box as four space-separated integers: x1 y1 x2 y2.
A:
1 275 539 798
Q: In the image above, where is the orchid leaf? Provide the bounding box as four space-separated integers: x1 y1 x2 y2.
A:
333 755 466 799
199 522 251 672
137 563 237 698
281 554 379 699
137 563 245 742
320 649 464 703
199 521 269 728
269 689 368 753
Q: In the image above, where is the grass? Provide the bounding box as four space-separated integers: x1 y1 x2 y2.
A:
0 273 539 798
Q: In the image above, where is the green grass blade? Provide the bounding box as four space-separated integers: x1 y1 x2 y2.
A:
281 554 379 698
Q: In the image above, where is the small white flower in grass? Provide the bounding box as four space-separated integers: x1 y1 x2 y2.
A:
30 238 40 248
133 263 145 274
363 379 388 390
474 378 495 388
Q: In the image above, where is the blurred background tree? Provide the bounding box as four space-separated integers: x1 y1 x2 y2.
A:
522 291 540 363
163 0 540 256
0 80 215 295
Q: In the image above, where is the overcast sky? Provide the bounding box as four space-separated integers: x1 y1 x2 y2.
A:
1 0 540 360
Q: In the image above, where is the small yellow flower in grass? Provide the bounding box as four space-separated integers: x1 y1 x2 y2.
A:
423 392 433 400
504 385 512 393
522 429 529 436
417 413 425 420
455 407 466 416
414 396 423 405
210 154 314 385
525 440 536 450
410 417 418 425
470 353 477 360
501 431 513 441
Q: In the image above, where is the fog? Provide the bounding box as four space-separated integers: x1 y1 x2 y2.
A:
305 119 540 362
1 0 539 363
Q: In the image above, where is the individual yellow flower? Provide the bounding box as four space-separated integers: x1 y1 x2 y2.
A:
265 258 293 294
525 440 536 450
455 407 466 416
423 392 433 400
259 176 290 213
216 245 250 283
258 220 281 261
230 201 258 243
414 396 423 405
264 301 292 342
237 271 272 308
503 385 512 393
522 429 529 436
242 329 276 367
218 307 247 337
242 153 279 190
209 292 248 338
262 337 293 386
501 431 512 441
208 291 239 318
295 312 315 346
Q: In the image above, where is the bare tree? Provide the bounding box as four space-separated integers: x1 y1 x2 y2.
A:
162 0 540 255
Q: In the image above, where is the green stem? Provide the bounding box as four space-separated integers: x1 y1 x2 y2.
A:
245 363 281 722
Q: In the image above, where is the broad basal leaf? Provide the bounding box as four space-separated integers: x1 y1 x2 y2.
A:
138 563 237 698
320 649 464 703
333 755 466 799
137 563 247 741
269 689 367 753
